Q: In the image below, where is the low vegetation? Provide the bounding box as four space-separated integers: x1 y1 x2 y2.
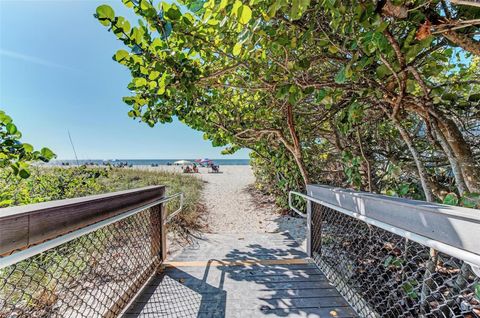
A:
0 166 205 232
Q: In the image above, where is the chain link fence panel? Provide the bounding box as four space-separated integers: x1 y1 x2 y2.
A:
0 206 163 318
311 202 480 318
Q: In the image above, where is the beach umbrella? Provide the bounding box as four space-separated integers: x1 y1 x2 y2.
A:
200 158 212 164
173 160 192 165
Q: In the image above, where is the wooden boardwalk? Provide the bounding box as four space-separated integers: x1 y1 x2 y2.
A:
123 233 357 318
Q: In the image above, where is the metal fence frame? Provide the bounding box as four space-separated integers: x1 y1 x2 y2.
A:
290 185 480 317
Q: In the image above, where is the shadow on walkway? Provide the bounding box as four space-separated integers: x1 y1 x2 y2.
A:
123 260 227 317
123 232 356 317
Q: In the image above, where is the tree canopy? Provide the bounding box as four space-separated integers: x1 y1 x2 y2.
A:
95 0 480 207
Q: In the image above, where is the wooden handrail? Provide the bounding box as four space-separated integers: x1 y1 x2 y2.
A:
0 185 165 256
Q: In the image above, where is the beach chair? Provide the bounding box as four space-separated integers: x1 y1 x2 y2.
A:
209 165 221 173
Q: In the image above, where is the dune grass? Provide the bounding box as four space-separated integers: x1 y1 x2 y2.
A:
1 166 204 228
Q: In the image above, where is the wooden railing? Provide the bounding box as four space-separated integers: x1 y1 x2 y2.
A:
0 186 165 256
0 186 183 317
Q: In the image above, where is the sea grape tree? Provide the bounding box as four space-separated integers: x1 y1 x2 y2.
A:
95 0 479 206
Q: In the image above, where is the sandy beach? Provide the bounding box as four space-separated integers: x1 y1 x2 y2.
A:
137 165 307 250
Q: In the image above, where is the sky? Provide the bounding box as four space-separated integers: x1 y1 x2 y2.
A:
0 0 250 160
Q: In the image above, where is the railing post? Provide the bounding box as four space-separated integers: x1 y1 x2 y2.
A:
306 198 312 258
150 201 167 263
160 202 167 261
150 204 162 259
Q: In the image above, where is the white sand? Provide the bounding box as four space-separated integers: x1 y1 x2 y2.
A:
137 165 306 250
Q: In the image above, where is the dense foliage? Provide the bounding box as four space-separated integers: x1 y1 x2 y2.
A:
0 110 55 179
95 0 479 207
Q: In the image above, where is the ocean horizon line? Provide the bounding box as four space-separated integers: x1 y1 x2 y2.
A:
52 158 250 161
48 158 251 166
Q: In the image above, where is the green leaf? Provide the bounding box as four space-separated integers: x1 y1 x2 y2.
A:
40 147 55 160
384 256 393 267
345 64 353 78
149 71 161 81
443 192 459 206
114 49 129 62
474 283 480 299
166 7 182 20
290 0 300 19
315 89 327 103
133 77 147 88
334 66 347 84
218 0 228 10
376 65 390 78
348 103 363 123
391 258 403 267
148 81 158 89
233 43 242 56
157 72 167 95
328 45 338 54
291 0 310 19
460 193 480 208
122 0 134 8
19 169 31 179
402 281 418 300
0 111 12 124
238 5 252 24
22 143 34 153
116 17 131 33
96 5 115 25
267 1 281 17
398 183 410 196
131 27 144 44
6 123 17 134
231 0 242 17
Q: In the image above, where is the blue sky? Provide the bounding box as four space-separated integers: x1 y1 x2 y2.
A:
0 0 249 160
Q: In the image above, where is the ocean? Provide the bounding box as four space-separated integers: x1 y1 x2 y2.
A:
51 159 250 166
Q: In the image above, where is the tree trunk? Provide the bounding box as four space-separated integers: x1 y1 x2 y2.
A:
392 118 434 202
429 110 480 193
357 129 372 192
285 103 310 186
442 30 480 56
430 120 468 195
291 153 310 187
406 102 480 193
